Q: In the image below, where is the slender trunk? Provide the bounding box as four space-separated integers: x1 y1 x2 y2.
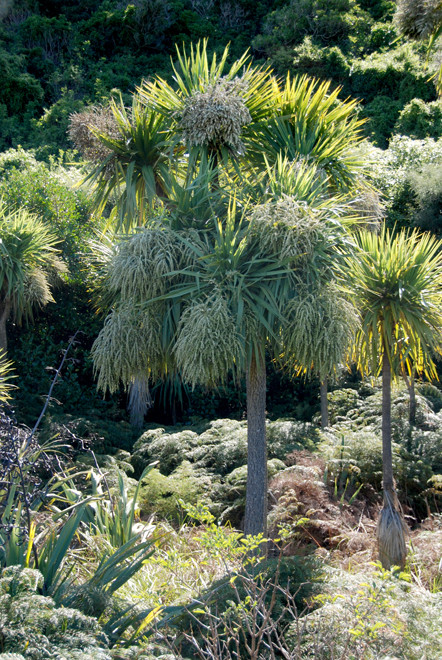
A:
382 351 394 497
409 371 416 426
378 350 407 569
128 375 152 429
0 299 11 354
401 364 416 426
320 378 329 429
244 354 267 538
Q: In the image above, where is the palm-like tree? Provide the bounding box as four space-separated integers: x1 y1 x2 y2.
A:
245 74 366 192
346 226 442 568
138 40 275 170
70 96 174 231
0 203 65 353
87 41 367 533
282 282 359 428
92 194 351 536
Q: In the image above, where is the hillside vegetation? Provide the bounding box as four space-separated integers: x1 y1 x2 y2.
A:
0 1 441 658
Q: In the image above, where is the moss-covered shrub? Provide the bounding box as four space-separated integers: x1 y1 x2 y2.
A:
0 566 110 659
138 461 215 521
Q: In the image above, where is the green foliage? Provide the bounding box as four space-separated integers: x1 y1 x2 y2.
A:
318 384 442 512
0 566 111 659
291 37 350 85
367 135 442 230
131 418 321 523
395 98 442 139
0 151 93 272
0 52 44 117
361 95 403 148
352 44 434 101
138 462 214 522
253 0 373 59
0 202 66 326
292 563 442 659
405 162 442 235
0 351 15 404
346 226 442 381
86 464 156 547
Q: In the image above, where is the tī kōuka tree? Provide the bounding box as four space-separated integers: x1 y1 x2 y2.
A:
345 226 442 568
0 203 66 354
86 41 367 536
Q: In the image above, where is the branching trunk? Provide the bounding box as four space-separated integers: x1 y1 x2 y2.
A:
320 378 329 429
0 298 11 354
244 354 267 538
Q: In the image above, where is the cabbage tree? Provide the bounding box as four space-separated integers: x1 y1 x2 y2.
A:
92 196 350 536
87 41 367 534
282 282 359 428
346 226 442 568
0 203 65 353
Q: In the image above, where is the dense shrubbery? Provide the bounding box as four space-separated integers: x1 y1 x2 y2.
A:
0 0 437 152
0 567 111 659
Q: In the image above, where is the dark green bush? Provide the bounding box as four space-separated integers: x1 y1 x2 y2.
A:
395 98 442 139
350 45 435 103
0 152 93 270
0 52 44 117
292 37 350 84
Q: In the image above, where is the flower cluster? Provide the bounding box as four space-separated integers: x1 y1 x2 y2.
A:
179 77 251 154
68 106 121 173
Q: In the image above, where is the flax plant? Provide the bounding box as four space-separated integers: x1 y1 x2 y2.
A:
345 226 442 568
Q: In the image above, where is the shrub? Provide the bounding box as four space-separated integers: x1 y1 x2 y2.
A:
291 37 350 84
0 152 93 271
406 162 442 234
395 98 442 139
361 95 403 147
291 564 442 659
0 566 111 659
138 462 214 522
132 427 199 477
350 45 435 105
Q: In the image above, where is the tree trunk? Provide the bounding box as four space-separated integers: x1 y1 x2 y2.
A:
378 351 407 569
0 299 11 354
244 354 267 538
408 371 416 426
320 379 329 429
381 352 393 496
128 375 152 429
